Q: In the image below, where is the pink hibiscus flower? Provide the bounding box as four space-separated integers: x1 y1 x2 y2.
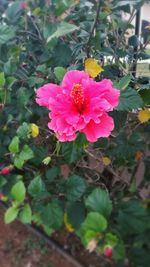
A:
36 70 120 142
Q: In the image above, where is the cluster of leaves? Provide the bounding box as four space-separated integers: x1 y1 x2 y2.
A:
0 1 150 266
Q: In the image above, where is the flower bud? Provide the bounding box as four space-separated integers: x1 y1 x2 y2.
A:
0 192 8 202
0 166 12 175
104 245 113 258
87 239 97 253
42 156 51 165
20 2 28 10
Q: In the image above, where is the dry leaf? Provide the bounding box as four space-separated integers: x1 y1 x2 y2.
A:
102 156 111 166
85 58 104 78
138 108 150 123
64 213 74 233
31 123 39 138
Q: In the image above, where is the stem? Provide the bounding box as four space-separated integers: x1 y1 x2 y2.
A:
86 0 101 57
28 15 43 41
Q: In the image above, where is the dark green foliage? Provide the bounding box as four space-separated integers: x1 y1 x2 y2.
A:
0 1 150 266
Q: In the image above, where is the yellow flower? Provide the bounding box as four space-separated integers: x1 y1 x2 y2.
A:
85 58 104 78
138 108 150 123
31 123 39 138
64 212 74 233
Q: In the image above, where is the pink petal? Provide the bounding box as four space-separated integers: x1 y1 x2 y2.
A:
57 133 76 142
96 79 120 109
62 70 90 90
36 84 61 108
81 113 114 142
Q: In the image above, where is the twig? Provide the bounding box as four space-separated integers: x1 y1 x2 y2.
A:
119 8 136 42
28 15 43 41
86 0 101 57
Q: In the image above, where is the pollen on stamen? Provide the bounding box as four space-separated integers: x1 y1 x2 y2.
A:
70 84 84 105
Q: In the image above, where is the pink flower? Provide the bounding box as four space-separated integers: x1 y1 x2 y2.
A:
36 70 120 142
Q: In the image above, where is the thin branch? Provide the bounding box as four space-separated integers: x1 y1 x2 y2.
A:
28 15 43 41
86 0 101 57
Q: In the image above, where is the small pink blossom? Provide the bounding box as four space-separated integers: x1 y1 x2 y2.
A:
36 70 120 142
0 166 11 175
104 245 113 258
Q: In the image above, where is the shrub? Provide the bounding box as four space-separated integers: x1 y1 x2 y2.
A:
0 1 150 266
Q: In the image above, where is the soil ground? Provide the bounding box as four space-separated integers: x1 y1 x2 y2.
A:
0 208 112 267
0 208 76 267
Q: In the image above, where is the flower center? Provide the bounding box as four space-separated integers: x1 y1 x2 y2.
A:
70 84 84 106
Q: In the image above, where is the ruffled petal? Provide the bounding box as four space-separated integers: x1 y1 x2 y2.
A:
36 84 61 108
36 71 119 143
62 70 90 90
81 113 114 142
57 133 76 142
96 79 120 109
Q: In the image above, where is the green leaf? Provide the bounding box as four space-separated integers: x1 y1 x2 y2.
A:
117 200 150 235
105 233 118 247
61 141 82 163
20 145 34 161
17 122 30 139
47 22 79 43
67 202 85 229
0 176 7 187
85 188 112 218
6 76 16 89
117 74 131 90
4 60 17 76
54 67 67 82
0 25 16 44
128 35 139 47
83 212 107 232
4 206 19 224
19 204 32 224
99 12 109 20
53 0 75 16
17 87 32 108
28 176 46 198
139 89 150 105
40 201 63 229
52 43 72 67
0 72 5 88
46 166 60 182
84 230 98 243
66 175 86 202
112 240 125 261
11 181 26 203
110 110 127 131
114 0 141 8
129 247 150 267
5 1 21 22
14 155 24 169
43 225 54 236
116 87 143 111
9 136 19 153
